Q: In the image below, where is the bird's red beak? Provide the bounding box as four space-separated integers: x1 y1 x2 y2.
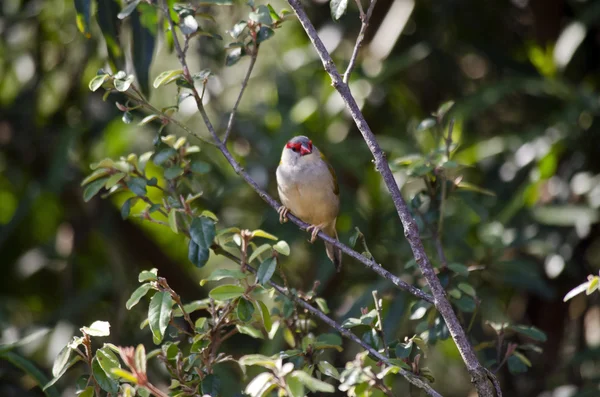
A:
300 141 312 156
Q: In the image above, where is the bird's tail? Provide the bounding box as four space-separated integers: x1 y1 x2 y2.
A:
324 223 342 272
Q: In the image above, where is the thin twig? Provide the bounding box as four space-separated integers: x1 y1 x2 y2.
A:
223 43 260 143
372 290 389 356
284 1 498 395
437 119 454 236
214 247 442 397
343 0 379 84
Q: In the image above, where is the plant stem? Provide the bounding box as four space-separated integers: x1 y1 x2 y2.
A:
343 0 378 84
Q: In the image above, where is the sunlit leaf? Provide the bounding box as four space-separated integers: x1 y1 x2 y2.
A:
329 0 348 21
209 285 245 301
148 291 174 344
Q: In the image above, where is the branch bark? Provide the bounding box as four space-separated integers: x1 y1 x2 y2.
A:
284 1 499 395
343 0 378 83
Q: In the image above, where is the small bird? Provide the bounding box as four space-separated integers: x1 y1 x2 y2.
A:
276 136 342 271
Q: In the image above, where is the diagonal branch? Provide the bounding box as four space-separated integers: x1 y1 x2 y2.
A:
223 43 260 143
159 0 434 305
344 0 378 84
213 247 443 397
284 1 499 396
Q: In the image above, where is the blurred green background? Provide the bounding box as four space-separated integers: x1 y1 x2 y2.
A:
1 0 600 395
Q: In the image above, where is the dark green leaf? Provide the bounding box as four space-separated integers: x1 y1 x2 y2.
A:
83 177 109 202
452 295 476 312
507 355 528 374
395 341 413 359
92 358 119 394
190 160 211 174
153 148 177 165
122 111 133 124
237 298 255 322
257 257 277 284
74 0 92 36
193 69 213 82
188 240 210 268
96 0 125 72
448 263 469 277
508 325 547 342
121 197 136 219
190 216 216 253
117 0 141 19
329 0 348 21
126 284 152 310
131 7 156 96
201 374 221 397
226 47 244 66
127 177 147 196
256 26 274 43
164 166 184 180
148 291 174 344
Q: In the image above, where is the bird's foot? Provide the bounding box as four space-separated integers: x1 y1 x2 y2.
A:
306 224 323 243
277 206 290 224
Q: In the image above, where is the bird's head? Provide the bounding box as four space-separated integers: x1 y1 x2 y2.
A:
280 135 320 166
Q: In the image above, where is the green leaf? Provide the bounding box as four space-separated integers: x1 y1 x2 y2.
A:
291 370 334 392
209 285 245 301
117 0 141 19
89 74 109 92
121 197 136 219
131 7 156 96
114 74 135 92
257 301 272 332
192 69 213 82
252 229 278 240
317 361 339 380
448 263 469 277
44 356 82 390
83 177 109 202
105 172 126 189
587 276 599 295
395 340 413 359
416 117 436 131
458 282 476 297
74 0 92 36
256 26 274 43
456 181 495 196
201 374 220 397
225 47 244 66
228 21 247 39
188 240 208 267
329 0 348 21
81 169 110 186
111 368 138 384
92 358 119 394
315 298 329 314
164 166 184 180
138 268 158 282
238 354 278 369
96 0 125 72
153 148 177 165
81 321 110 337
507 354 528 374
341 317 363 328
267 4 280 22
79 386 94 397
257 257 277 285
436 100 455 119
153 69 184 88
190 216 217 248
508 325 547 342
190 160 212 174
126 284 153 310
96 347 121 379
287 375 305 397
200 268 247 286
249 5 273 25
52 345 71 377
168 211 178 234
452 295 476 312
122 111 133 124
127 177 147 196
135 344 146 374
237 298 255 322
273 240 290 256
248 243 272 263
148 291 174 345
237 324 264 339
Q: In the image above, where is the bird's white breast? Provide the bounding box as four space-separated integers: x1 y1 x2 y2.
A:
276 160 339 226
